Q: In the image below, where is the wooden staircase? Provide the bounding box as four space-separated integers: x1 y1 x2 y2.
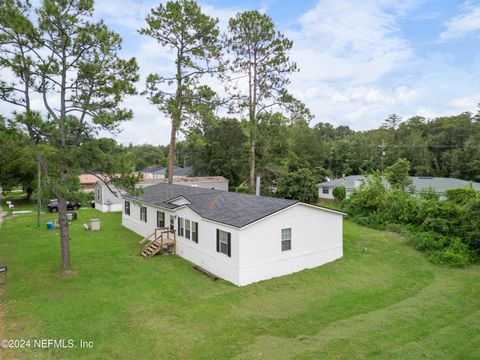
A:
139 227 176 258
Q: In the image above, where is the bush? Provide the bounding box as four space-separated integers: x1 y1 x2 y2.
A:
427 239 472 267
332 185 346 202
381 190 420 224
411 231 449 252
344 171 480 266
343 172 386 215
421 217 450 235
445 188 477 205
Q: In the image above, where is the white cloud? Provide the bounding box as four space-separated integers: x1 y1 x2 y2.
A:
289 0 413 84
448 93 480 109
440 3 480 40
285 0 420 129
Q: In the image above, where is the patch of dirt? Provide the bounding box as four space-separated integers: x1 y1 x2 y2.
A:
56 268 78 277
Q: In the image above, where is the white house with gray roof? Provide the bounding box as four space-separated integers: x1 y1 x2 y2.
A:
318 175 480 200
122 183 345 286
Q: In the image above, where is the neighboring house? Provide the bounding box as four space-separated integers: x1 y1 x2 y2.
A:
137 176 229 191
140 165 192 180
122 183 345 286
79 173 106 193
94 182 126 212
318 175 480 200
95 176 229 212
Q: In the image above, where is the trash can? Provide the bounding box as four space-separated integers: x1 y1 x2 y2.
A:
46 222 54 230
67 213 74 221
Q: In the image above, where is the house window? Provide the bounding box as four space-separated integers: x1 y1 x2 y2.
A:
124 201 130 216
185 219 191 239
170 215 175 230
140 206 147 223
216 229 231 257
192 221 198 243
281 228 292 251
322 187 329 194
177 217 184 237
96 188 101 201
157 211 165 228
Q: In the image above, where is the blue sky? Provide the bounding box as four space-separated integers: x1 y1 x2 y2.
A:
6 0 480 145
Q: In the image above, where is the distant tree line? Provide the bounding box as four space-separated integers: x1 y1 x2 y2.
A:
179 110 480 191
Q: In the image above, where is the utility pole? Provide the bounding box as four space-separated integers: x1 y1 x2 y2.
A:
378 139 386 174
37 161 42 227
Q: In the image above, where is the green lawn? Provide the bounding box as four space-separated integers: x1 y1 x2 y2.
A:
0 209 479 359
1 191 36 212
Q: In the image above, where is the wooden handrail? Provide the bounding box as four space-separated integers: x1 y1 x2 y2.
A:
139 227 176 254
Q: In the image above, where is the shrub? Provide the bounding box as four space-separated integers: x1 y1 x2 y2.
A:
381 190 420 224
418 187 440 201
459 197 480 255
343 172 386 215
351 214 388 229
427 239 472 267
411 231 449 252
344 171 480 266
332 185 346 202
445 187 477 205
421 217 450 235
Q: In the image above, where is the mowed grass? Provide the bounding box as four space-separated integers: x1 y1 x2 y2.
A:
0 209 479 359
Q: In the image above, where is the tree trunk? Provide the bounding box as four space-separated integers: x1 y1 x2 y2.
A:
37 161 41 228
57 196 71 270
248 51 258 190
249 139 255 189
167 121 176 184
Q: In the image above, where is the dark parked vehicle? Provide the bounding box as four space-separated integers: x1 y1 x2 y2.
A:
47 200 82 213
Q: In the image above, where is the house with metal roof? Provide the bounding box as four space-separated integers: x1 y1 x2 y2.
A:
122 183 345 286
318 175 480 200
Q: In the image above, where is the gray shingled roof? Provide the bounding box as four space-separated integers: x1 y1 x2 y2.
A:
318 175 480 193
124 183 300 228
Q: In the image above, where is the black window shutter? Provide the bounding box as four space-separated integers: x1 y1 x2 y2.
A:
178 217 180 235
227 232 231 257
216 229 220 252
195 222 198 243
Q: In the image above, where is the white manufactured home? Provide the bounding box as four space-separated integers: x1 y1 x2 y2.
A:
122 183 345 286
